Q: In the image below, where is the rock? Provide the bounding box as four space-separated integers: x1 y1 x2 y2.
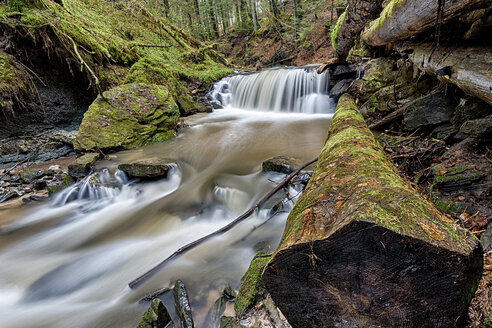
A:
173 280 194 328
329 79 353 99
261 156 305 175
331 64 357 78
68 153 101 179
452 98 492 124
118 159 174 179
47 174 75 195
481 225 492 250
74 83 180 153
33 180 47 190
19 169 45 183
234 252 270 316
430 124 459 141
0 190 19 203
137 298 172 328
363 57 397 85
403 93 455 130
460 116 492 139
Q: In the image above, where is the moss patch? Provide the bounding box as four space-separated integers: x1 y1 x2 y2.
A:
74 83 179 152
234 252 271 316
331 11 346 51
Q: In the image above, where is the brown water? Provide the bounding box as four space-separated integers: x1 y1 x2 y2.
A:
0 67 334 328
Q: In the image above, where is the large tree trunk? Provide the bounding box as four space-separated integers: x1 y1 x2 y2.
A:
262 94 483 328
362 0 491 46
395 42 492 106
335 0 384 61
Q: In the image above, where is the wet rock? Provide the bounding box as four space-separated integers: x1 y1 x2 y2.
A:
137 298 172 328
262 156 304 175
173 280 194 328
47 174 75 195
331 64 357 79
74 83 180 153
118 159 174 179
329 79 353 99
403 93 454 130
33 180 47 190
68 153 101 178
459 116 492 139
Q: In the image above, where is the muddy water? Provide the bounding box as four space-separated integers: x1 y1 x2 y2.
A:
0 67 334 328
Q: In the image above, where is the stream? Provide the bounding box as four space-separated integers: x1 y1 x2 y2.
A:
0 66 335 328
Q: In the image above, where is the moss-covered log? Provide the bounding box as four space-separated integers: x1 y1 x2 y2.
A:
361 0 490 46
395 42 492 106
333 0 384 61
262 94 483 327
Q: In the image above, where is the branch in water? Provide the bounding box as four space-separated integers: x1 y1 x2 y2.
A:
128 157 318 289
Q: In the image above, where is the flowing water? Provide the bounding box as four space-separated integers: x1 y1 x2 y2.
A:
0 66 335 328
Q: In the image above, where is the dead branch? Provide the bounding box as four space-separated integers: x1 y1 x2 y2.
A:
128 157 318 289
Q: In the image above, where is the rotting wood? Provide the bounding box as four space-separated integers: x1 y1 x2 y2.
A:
127 158 318 289
335 0 384 61
395 42 492 106
262 94 483 328
361 0 491 47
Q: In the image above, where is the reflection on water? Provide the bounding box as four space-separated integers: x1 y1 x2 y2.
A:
0 67 335 328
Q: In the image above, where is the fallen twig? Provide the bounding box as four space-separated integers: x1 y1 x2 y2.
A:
128 157 318 289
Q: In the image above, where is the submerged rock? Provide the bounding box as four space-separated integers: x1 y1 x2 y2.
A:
137 298 172 328
68 153 101 178
403 92 454 130
118 159 174 179
74 83 180 153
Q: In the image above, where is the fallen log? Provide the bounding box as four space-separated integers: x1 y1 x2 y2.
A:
334 0 384 61
361 0 491 47
395 42 492 106
262 94 483 327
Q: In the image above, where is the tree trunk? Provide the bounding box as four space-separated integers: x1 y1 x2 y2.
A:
335 0 384 61
251 0 258 31
262 94 483 328
395 42 492 106
362 0 491 46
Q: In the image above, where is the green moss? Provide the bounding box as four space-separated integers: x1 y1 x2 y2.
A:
433 165 486 184
74 83 179 152
331 11 346 51
433 200 464 216
47 174 75 194
367 0 406 32
234 252 270 316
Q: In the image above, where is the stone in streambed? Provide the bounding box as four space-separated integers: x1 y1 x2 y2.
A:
68 153 101 179
330 79 353 99
173 280 194 328
403 92 454 131
118 158 174 179
74 83 180 153
262 156 307 175
137 298 172 328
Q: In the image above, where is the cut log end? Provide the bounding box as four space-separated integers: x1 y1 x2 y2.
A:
262 220 483 328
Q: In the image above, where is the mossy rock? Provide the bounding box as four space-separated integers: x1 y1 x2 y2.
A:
460 117 492 139
0 52 31 115
363 57 397 85
220 316 247 328
234 252 271 316
137 298 172 328
74 83 180 152
68 152 101 178
47 174 74 195
452 98 491 125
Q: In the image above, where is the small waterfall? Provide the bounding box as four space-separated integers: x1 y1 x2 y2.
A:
208 66 334 114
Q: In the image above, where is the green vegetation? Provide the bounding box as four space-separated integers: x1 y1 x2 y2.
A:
234 252 271 316
331 11 346 50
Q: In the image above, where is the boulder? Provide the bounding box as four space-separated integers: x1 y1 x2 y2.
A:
452 98 492 124
460 117 492 139
137 298 172 328
329 79 353 99
68 153 101 178
403 93 454 130
74 83 180 152
118 158 174 179
173 280 194 328
262 156 306 175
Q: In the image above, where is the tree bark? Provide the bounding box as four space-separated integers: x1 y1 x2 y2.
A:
361 0 491 47
262 94 483 328
395 42 492 106
335 0 384 61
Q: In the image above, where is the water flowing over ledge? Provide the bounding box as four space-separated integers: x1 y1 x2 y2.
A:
208 65 335 114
